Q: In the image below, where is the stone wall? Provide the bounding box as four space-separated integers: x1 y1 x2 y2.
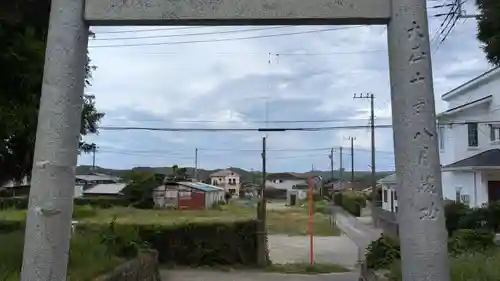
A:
94 250 161 281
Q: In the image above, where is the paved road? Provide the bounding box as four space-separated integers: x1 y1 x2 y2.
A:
161 269 361 281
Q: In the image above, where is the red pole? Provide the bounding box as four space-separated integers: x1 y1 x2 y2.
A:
308 176 314 265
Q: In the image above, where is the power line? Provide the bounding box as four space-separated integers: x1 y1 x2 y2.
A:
88 26 362 48
97 146 395 155
128 117 392 124
92 26 293 41
98 124 394 132
94 26 212 34
141 50 386 56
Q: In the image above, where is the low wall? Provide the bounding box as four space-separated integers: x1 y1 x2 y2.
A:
94 250 161 281
372 206 399 237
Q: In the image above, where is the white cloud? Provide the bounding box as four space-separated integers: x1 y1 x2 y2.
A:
80 10 492 172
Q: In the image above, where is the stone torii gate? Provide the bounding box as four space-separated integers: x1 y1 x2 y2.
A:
20 0 450 280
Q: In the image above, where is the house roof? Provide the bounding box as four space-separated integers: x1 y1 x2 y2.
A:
437 95 493 118
180 181 224 192
378 173 397 184
443 149 500 169
267 172 310 180
83 183 127 194
441 67 500 101
76 174 118 182
161 181 224 192
209 169 239 177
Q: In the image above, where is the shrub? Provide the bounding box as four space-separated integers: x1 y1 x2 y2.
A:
389 249 500 281
365 235 401 270
72 205 97 220
448 229 495 256
313 200 330 214
445 201 470 236
0 220 25 234
0 197 28 210
339 194 362 217
333 193 342 205
458 207 490 230
0 230 124 281
84 219 260 267
0 197 130 210
74 197 130 209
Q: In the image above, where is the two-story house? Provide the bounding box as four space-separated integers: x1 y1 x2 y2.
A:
438 66 500 207
209 169 240 195
266 172 322 190
380 67 500 213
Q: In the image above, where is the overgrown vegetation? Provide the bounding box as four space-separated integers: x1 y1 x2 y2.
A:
333 192 366 217
0 230 124 281
0 196 130 210
365 202 500 280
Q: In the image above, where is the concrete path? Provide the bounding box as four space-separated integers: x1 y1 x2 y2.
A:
268 235 359 269
331 206 382 250
161 269 361 281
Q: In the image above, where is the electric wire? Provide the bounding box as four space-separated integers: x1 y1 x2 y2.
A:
92 26 294 41
88 26 362 48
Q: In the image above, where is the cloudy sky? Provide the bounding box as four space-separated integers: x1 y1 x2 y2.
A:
78 1 493 173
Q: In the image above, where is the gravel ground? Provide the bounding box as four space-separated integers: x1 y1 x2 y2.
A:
267 234 359 269
161 269 360 281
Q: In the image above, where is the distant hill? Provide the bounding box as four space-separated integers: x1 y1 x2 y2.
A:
76 165 393 184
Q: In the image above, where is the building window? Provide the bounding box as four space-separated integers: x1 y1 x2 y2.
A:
393 190 397 200
383 189 388 203
438 126 445 149
490 125 500 141
467 123 478 147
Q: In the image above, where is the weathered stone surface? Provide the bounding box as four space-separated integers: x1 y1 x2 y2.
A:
84 0 391 26
93 250 161 281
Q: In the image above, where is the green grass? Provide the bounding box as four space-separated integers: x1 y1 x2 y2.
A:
0 231 124 281
0 202 339 236
265 263 349 274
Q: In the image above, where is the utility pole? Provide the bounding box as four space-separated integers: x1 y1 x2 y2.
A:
91 143 96 171
20 0 88 280
194 148 198 181
257 136 268 266
329 148 335 181
354 93 377 221
339 146 343 190
349 137 356 184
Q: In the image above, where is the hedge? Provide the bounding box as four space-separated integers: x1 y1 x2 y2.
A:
84 219 262 267
1 218 263 267
0 196 130 210
333 193 363 217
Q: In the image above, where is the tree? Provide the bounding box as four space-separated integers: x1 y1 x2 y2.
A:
0 0 104 185
121 171 164 209
166 165 189 182
476 0 500 66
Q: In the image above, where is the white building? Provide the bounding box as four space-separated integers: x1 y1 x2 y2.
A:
380 67 500 212
378 174 398 213
209 169 240 195
438 67 500 208
266 172 322 190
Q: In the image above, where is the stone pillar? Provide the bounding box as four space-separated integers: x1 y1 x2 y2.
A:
387 0 450 280
20 0 89 280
